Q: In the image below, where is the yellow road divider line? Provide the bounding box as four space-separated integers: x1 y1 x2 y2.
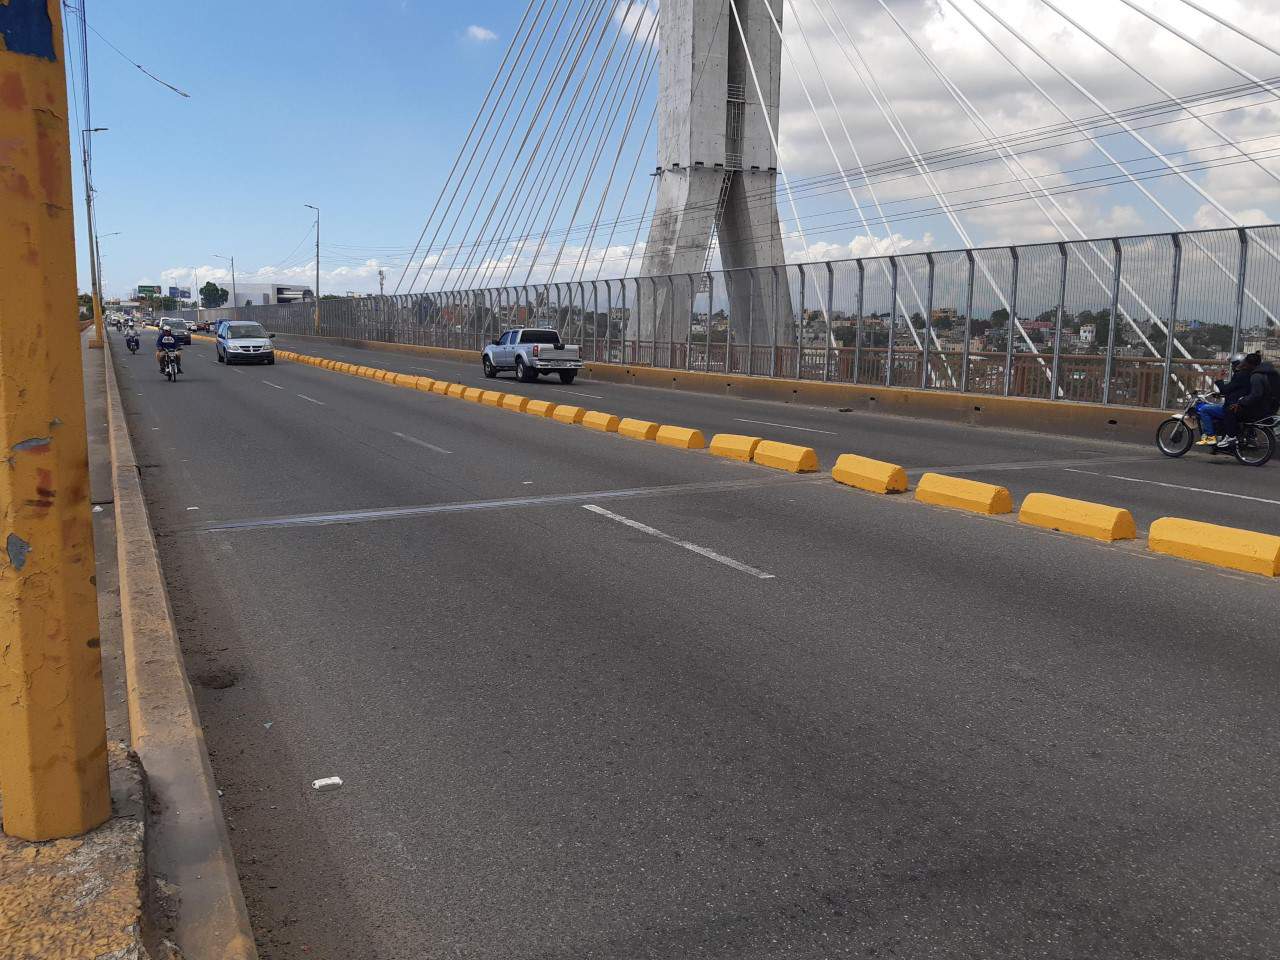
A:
1018 492 1136 542
831 454 908 494
654 425 705 449
709 433 761 462
1148 517 1280 576
915 472 1012 515
618 418 659 441
581 410 620 432
752 439 819 473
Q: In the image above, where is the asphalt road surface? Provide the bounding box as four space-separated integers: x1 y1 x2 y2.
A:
112 330 1280 959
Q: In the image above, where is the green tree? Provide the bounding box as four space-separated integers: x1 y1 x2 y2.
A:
200 281 229 308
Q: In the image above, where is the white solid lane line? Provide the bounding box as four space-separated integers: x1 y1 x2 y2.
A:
582 504 776 580
734 417 838 435
549 387 606 399
262 380 284 389
1064 468 1280 507
392 431 452 455
297 393 325 405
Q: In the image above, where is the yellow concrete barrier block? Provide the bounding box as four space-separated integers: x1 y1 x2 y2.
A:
832 454 909 494
460 387 482 402
525 399 557 417
431 380 451 395
446 383 467 398
1148 517 1280 576
655 425 706 449
709 433 761 462
1019 492 1136 542
415 377 436 392
581 410 620 432
481 390 506 407
552 404 586 424
753 439 818 473
326 359 339 370
618 418 659 440
501 393 530 412
915 473 1012 515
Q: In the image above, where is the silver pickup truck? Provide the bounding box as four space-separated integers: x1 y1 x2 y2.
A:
482 327 583 384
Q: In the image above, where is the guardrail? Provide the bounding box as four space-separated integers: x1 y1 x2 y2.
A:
178 224 1280 410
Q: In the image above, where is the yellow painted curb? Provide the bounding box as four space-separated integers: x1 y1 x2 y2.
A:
654 425 705 449
501 393 530 412
431 380 451 395
525 399 557 417
618 418 659 441
753 439 819 473
552 404 586 424
446 383 467 398
915 472 1012 515
463 387 486 402
709 433 761 462
581 410 620 432
415 377 436 392
1148 517 1280 576
832 454 909 494
1019 492 1136 542
481 390 506 407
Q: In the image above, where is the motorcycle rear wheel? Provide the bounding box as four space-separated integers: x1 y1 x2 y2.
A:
1233 424 1275 467
1156 417 1193 457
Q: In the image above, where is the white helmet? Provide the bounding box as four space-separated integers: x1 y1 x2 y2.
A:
161 323 172 332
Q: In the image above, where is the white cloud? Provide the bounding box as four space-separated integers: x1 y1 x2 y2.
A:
465 24 497 42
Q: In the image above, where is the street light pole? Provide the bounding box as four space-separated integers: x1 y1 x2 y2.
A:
305 204 320 333
81 127 108 347
214 254 237 320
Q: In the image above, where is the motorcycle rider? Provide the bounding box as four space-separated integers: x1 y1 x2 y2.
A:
1195 353 1249 445
155 323 182 374
1216 351 1280 449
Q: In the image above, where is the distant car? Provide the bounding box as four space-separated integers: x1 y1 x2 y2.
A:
482 327 582 383
215 319 275 365
167 323 191 346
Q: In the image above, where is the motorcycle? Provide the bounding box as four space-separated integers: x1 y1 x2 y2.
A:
1156 390 1277 466
125 332 139 354
160 349 181 382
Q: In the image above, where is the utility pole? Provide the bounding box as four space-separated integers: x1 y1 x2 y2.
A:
305 204 320 333
214 253 237 320
80 126 108 347
0 0 112 840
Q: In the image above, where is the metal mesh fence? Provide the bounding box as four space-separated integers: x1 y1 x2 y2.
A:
179 225 1280 410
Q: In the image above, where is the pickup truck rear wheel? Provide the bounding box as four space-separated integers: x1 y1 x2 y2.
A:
516 357 537 382
558 370 577 384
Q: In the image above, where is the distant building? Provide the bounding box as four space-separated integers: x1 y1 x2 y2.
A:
217 281 314 307
1079 323 1096 344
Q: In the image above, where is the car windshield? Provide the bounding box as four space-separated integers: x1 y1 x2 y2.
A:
522 329 561 345
226 323 268 339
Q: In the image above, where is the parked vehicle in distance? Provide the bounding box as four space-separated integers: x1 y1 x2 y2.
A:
482 327 582 383
215 319 276 365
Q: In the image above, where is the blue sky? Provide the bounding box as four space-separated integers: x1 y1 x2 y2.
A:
71 0 517 298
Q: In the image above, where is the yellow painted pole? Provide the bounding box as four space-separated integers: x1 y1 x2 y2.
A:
0 0 111 840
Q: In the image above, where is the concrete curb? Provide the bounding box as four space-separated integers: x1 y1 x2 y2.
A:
104 341 258 960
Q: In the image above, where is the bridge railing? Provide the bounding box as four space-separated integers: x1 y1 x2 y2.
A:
179 224 1280 409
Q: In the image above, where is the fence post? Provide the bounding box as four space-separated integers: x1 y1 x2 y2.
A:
0 7 111 840
666 275 676 367
824 262 835 382
705 273 714 373
961 250 974 393
723 274 733 374
1161 233 1183 409
885 257 898 386
746 270 756 376
1231 227 1249 355
795 266 805 379
685 274 695 370
922 253 935 389
651 276 660 367
604 282 613 362
1103 239 1122 405
1003 246 1019 397
771 266 781 377
1052 242 1068 400
853 260 865 384
620 281 629 364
